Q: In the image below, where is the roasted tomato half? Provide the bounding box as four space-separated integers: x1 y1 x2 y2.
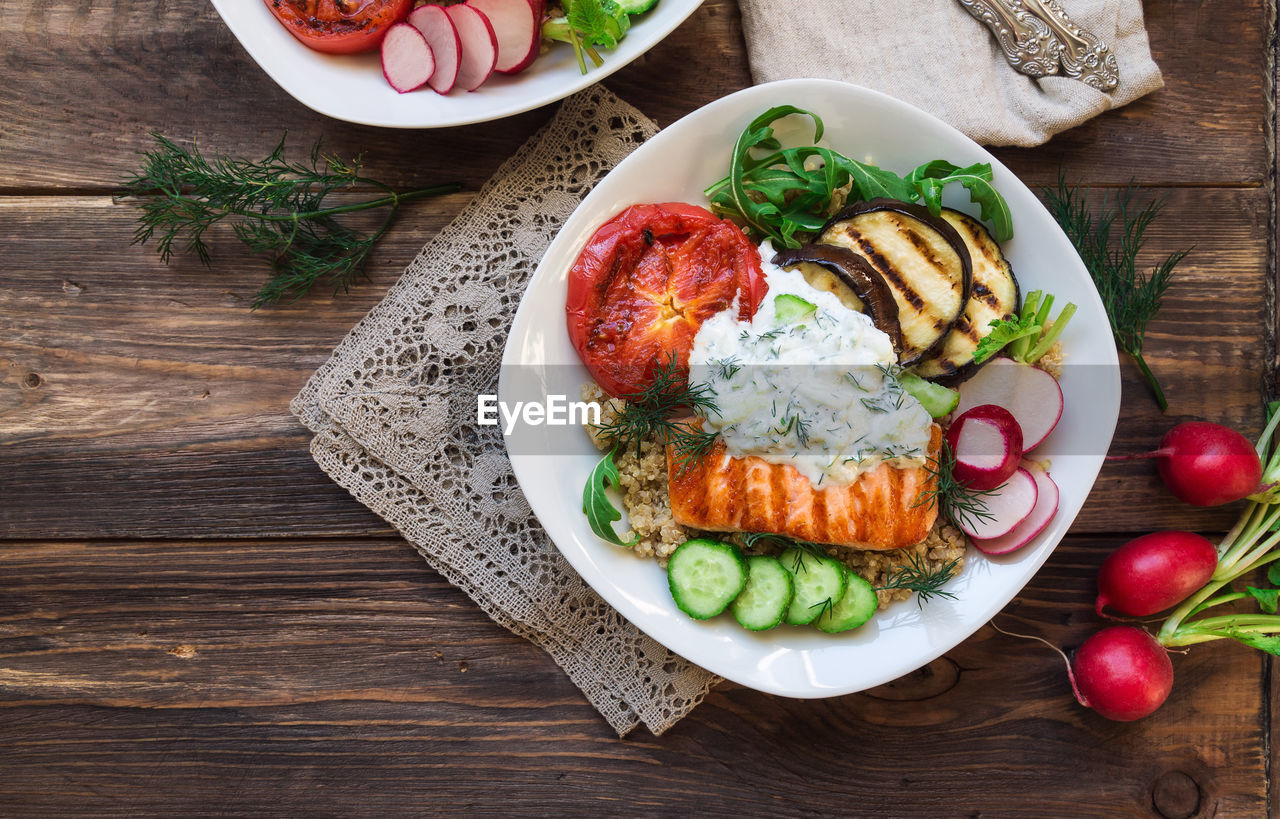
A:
265 0 414 54
566 203 767 398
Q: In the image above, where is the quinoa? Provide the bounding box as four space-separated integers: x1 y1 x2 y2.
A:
582 382 697 563
1034 341 1064 379
580 381 968 605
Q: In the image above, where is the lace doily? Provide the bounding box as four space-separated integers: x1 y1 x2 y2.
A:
292 86 720 736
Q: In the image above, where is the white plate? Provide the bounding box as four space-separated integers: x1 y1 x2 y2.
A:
211 0 703 128
500 79 1120 698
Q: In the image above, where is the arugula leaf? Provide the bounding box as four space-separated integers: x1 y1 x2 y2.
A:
1268 562 1280 586
582 450 639 547
955 173 1013 242
971 314 1041 364
704 106 1014 249
907 161 1012 241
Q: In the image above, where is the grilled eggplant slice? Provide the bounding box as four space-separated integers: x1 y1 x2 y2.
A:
771 244 904 357
913 209 1020 384
818 199 972 366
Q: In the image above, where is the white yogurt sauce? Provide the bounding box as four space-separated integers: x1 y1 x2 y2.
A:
688 241 933 486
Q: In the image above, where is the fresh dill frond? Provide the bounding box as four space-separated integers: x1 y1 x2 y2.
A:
667 422 721 474
739 531 829 558
809 596 835 619
710 356 741 381
593 353 721 473
878 552 960 607
121 134 460 308
914 439 997 531
1042 174 1188 411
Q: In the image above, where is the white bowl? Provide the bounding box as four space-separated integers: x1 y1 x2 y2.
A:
501 79 1120 697
211 0 703 128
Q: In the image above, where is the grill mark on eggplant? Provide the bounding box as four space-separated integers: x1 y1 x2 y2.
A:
896 218 958 295
914 209 1019 384
849 232 927 311
819 200 972 367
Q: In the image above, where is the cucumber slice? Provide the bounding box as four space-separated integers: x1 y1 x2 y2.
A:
779 547 847 625
730 555 794 631
774 293 817 324
667 539 748 620
898 370 959 418
815 573 878 633
615 0 658 14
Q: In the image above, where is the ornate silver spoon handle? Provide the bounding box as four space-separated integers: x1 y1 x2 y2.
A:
957 0 1120 91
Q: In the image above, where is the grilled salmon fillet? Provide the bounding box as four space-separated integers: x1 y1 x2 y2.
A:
667 425 942 550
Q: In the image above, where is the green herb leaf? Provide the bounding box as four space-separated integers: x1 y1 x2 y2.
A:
567 0 629 48
704 107 1013 249
592 352 720 474
1268 563 1280 586
971 315 1041 365
582 450 639 547
1247 586 1280 614
1042 175 1188 411
122 134 458 308
914 439 997 531
906 160 1012 241
951 171 1013 242
971 289 1076 365
1228 630 1280 656
878 552 959 607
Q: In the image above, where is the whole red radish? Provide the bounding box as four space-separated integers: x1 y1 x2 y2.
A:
1157 421 1262 506
1070 626 1173 721
946 404 1023 491
1095 531 1217 617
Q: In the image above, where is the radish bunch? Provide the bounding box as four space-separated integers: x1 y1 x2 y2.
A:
946 358 1064 554
382 0 545 93
1010 413 1280 723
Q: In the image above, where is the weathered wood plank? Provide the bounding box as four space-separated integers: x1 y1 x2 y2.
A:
0 536 1265 814
1 187 1265 538
0 0 1268 191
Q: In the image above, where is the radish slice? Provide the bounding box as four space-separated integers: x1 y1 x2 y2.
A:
947 404 1023 491
955 358 1063 451
467 0 544 74
956 467 1038 540
380 23 436 94
408 5 461 93
973 462 1059 555
445 4 498 91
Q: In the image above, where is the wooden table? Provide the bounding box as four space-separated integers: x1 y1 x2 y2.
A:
1 1 1275 814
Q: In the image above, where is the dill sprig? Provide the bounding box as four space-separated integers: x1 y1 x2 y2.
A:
739 531 828 557
121 134 460 309
915 439 997 531
594 354 720 473
878 552 959 608
1042 175 1189 411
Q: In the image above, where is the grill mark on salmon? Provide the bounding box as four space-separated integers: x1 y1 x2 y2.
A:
667 425 942 551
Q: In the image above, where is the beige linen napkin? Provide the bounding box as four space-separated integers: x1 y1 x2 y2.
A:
291 86 719 737
739 0 1163 147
